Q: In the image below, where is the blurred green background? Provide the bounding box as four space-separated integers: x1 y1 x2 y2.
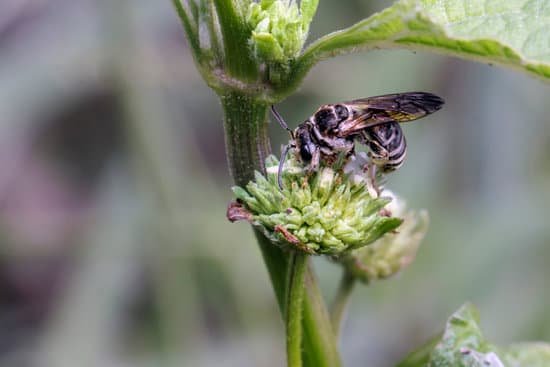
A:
0 1 548 366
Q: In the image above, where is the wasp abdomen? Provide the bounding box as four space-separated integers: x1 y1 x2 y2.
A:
362 122 407 172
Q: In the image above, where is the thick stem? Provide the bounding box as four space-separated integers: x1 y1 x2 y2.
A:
221 91 271 186
286 252 308 367
330 271 356 339
254 230 289 312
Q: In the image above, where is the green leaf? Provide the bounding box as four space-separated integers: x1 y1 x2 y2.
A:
397 303 550 367
428 303 500 367
283 0 550 95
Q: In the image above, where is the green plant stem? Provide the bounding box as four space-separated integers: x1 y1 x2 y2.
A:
220 91 342 367
221 91 271 185
201 0 223 61
303 264 342 367
212 0 258 81
254 231 289 312
330 271 356 339
171 0 200 62
286 252 308 367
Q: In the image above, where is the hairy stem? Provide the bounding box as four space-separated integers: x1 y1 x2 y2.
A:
221 91 271 185
286 252 308 367
330 271 356 339
171 0 200 64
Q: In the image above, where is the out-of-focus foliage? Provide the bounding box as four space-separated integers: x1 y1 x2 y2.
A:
399 304 550 367
0 1 548 367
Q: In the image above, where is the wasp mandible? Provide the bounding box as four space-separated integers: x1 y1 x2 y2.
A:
272 92 444 189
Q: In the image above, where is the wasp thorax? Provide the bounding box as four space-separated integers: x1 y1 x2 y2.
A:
314 104 349 133
334 104 349 120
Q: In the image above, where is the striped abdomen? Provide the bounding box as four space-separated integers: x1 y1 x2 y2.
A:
360 122 406 172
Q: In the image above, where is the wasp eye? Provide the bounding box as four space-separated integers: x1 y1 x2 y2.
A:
299 145 312 162
298 139 313 161
334 104 349 120
314 108 338 132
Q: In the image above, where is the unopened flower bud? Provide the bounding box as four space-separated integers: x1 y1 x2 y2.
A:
246 0 319 64
338 193 429 283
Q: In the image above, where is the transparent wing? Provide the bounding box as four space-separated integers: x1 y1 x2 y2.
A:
337 92 444 136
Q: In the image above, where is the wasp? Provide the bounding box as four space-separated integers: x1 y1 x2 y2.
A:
272 92 444 189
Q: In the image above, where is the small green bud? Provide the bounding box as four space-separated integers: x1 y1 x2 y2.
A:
246 0 319 64
227 154 402 255
338 192 429 283
251 31 285 61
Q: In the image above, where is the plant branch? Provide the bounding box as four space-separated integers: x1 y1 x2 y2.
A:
286 252 308 367
171 0 201 62
302 264 342 367
212 0 258 81
254 230 289 312
330 271 356 339
202 0 223 62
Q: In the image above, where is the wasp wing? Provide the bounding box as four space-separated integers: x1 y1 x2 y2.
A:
337 92 444 136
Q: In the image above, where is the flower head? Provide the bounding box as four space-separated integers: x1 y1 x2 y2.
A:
338 191 429 283
227 154 402 255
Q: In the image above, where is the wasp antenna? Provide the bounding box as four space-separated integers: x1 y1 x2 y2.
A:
271 105 294 139
278 144 293 190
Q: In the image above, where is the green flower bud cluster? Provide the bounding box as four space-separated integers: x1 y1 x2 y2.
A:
246 0 318 64
227 154 402 255
339 192 429 283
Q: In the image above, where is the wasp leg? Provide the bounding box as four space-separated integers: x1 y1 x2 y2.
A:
301 147 321 187
363 161 382 198
277 144 294 190
310 147 321 172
